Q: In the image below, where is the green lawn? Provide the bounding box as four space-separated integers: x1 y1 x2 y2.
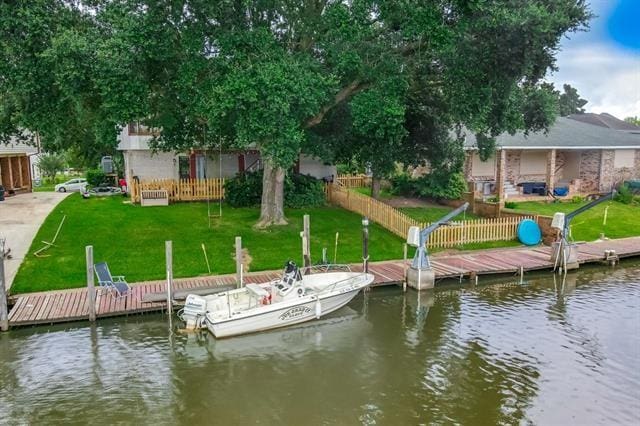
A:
400 206 480 223
12 195 406 293
510 200 639 241
353 187 393 199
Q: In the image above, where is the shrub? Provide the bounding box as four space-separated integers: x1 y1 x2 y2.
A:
615 183 633 204
285 173 325 208
86 168 107 186
224 171 325 208
571 195 585 204
415 172 468 200
504 201 517 209
224 171 263 207
389 173 417 196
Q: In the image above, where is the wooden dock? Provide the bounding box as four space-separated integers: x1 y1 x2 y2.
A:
7 237 640 327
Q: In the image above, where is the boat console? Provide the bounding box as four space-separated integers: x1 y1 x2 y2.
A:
274 261 304 298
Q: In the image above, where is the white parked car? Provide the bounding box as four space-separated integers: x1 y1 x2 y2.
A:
55 178 88 193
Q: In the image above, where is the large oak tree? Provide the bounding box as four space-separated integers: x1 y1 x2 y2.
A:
1 0 590 225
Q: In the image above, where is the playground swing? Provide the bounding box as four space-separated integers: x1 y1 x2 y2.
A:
203 128 223 227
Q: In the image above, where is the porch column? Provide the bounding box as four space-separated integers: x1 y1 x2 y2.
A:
7 156 13 189
15 157 24 188
495 149 506 202
546 149 556 195
21 156 32 191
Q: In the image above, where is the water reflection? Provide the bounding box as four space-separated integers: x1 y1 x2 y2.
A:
0 262 638 424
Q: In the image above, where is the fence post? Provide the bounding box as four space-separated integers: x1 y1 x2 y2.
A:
235 236 243 288
0 254 8 331
86 245 96 322
165 241 173 314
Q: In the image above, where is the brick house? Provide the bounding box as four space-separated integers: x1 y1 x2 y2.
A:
463 116 640 200
117 123 336 186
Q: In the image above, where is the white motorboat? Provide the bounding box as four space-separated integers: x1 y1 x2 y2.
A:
179 262 375 338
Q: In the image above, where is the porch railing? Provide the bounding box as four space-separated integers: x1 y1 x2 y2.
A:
130 178 224 203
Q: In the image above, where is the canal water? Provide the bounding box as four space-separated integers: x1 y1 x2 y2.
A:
1 262 639 425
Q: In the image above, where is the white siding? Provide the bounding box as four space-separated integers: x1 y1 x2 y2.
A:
206 153 241 178
299 154 336 179
126 151 178 181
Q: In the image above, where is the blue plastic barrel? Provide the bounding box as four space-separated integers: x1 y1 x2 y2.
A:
517 219 542 246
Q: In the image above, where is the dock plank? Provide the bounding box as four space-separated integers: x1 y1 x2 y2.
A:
7 236 640 328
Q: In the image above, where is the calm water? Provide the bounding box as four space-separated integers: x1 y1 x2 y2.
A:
1 262 639 425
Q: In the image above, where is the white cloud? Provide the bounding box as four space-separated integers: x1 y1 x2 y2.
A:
548 42 640 119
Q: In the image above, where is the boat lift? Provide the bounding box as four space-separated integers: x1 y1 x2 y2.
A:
406 202 469 289
550 191 615 271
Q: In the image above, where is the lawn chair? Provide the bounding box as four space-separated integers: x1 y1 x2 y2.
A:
94 262 131 298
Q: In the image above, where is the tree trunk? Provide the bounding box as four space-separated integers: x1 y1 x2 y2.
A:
257 158 287 227
371 176 381 199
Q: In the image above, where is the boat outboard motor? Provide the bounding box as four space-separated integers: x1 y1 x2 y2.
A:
180 294 207 330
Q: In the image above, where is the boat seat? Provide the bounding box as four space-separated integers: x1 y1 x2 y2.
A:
245 283 269 298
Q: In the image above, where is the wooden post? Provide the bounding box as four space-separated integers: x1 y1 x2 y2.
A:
235 236 242 288
86 246 96 322
302 214 311 269
0 254 8 331
362 217 369 274
402 243 408 292
165 241 173 313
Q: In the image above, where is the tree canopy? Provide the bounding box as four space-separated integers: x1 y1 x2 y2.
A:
557 83 588 116
1 0 591 222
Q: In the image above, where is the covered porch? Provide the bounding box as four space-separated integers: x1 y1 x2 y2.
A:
0 154 32 196
466 148 605 201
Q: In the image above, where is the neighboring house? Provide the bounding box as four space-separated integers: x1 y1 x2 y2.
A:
0 138 37 196
463 116 640 199
117 123 336 187
567 112 640 132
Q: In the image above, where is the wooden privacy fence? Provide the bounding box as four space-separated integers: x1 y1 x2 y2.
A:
327 184 531 248
336 174 371 188
131 178 224 203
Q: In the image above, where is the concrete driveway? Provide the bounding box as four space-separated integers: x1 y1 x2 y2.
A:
0 192 71 291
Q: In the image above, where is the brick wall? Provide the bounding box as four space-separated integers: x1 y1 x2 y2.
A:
599 149 615 192
578 149 601 192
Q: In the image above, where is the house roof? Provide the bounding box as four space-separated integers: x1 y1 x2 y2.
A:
463 117 640 150
567 112 640 131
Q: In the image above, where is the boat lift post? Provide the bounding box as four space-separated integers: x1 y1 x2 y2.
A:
406 202 469 290
550 191 615 271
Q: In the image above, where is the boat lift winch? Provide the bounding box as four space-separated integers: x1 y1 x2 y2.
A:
405 202 469 289
550 191 615 272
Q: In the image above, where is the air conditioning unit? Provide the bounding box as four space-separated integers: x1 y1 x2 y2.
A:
101 156 113 174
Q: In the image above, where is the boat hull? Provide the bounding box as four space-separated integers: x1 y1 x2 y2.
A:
205 288 362 338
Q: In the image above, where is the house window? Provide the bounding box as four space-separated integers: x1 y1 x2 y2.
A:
178 156 190 179
471 152 496 177
519 151 547 175
613 149 635 168
196 154 206 179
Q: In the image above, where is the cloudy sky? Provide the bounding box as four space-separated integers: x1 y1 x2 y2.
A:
547 0 640 120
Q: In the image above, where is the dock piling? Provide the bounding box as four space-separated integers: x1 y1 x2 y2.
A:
402 243 408 292
85 246 96 322
0 254 8 331
235 236 242 288
165 241 173 314
302 215 311 268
